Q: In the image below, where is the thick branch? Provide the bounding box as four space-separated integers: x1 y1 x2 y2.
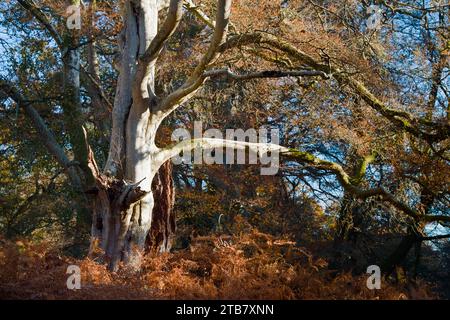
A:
155 138 450 224
133 0 184 105
184 0 215 29
156 138 290 166
140 0 184 69
204 68 328 81
17 0 64 49
352 152 377 185
420 234 450 241
0 79 83 190
155 0 232 117
184 0 237 32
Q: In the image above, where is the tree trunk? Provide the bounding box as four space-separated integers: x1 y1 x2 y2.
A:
62 10 94 251
335 194 359 242
382 232 418 276
88 0 177 271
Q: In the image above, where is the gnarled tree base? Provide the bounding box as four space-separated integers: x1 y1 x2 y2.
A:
88 156 175 271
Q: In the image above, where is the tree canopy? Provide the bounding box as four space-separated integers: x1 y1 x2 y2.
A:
0 0 449 299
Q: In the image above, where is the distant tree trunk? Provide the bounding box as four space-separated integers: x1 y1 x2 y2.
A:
382 231 418 276
383 193 430 277
335 189 370 244
62 2 94 250
335 194 361 242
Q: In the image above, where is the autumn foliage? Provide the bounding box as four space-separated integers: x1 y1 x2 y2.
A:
0 230 435 300
1 0 449 301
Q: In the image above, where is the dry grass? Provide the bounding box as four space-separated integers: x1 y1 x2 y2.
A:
0 231 435 300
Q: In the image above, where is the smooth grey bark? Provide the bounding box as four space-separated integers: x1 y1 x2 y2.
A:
104 1 141 178
92 0 184 271
124 0 159 253
92 0 158 271
89 0 235 271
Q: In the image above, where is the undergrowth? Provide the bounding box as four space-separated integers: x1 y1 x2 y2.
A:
0 231 435 300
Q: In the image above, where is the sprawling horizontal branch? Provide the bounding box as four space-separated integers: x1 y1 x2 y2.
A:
420 234 450 241
218 32 450 143
156 138 290 165
204 68 328 81
155 138 450 224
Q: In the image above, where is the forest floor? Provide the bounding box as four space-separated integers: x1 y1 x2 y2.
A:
0 231 437 300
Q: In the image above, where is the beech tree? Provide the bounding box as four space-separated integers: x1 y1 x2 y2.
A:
0 0 449 272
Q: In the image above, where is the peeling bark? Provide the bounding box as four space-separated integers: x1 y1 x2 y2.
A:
148 160 176 253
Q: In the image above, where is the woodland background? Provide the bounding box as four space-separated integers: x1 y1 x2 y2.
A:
0 0 449 299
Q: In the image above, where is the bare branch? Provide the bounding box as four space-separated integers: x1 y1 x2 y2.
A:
133 0 184 104
17 0 64 49
189 0 232 79
184 0 216 29
155 0 232 118
421 234 450 241
0 79 84 190
204 68 328 81
156 138 288 165
140 0 184 67
218 32 450 143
